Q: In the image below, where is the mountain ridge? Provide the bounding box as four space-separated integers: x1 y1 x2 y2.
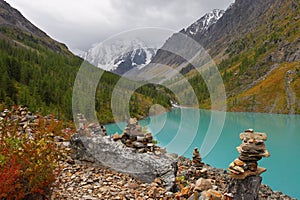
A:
151 8 225 66
183 9 225 37
149 0 300 114
0 0 72 56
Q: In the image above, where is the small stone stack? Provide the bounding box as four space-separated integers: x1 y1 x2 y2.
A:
113 118 164 155
76 113 107 136
228 129 270 179
191 148 207 179
87 123 107 136
192 148 203 168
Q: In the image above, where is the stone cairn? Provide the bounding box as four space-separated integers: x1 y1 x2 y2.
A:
191 148 207 179
192 148 203 168
113 118 165 155
225 129 270 200
76 113 107 136
227 129 270 179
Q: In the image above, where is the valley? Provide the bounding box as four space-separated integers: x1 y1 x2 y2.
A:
0 0 299 199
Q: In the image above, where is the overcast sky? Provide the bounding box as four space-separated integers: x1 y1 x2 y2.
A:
6 0 234 51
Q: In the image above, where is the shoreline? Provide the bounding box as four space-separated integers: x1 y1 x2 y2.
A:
102 112 299 199
52 140 296 199
1 106 295 199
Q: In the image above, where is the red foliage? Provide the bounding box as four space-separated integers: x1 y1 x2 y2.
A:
0 156 24 200
0 106 74 199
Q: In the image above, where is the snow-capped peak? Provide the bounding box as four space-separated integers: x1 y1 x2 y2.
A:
81 38 157 74
186 9 225 36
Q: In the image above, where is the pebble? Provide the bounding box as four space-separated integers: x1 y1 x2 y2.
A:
51 156 172 199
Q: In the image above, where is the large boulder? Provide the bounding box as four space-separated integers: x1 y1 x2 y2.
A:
70 133 177 191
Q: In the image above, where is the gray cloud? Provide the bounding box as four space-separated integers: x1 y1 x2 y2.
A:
6 0 234 51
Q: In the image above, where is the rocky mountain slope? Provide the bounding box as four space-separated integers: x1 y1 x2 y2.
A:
183 9 225 38
151 8 225 67
0 0 72 56
78 39 157 75
150 0 300 114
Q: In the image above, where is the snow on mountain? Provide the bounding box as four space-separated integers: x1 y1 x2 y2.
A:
185 9 224 36
80 39 157 75
72 48 87 59
74 9 224 75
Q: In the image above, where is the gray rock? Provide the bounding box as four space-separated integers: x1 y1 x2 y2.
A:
226 175 261 200
194 178 212 192
132 141 145 148
70 133 177 190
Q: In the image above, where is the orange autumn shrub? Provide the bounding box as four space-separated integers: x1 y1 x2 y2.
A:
0 107 73 199
0 155 23 199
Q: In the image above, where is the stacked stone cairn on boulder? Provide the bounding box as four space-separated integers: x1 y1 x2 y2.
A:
227 129 270 179
70 116 177 190
113 118 165 155
225 129 270 200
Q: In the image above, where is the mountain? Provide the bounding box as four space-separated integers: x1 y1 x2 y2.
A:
0 1 171 123
78 39 157 75
0 0 72 56
184 9 225 37
151 9 225 67
149 0 300 114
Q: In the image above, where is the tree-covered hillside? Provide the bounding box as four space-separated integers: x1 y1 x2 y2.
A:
0 1 172 123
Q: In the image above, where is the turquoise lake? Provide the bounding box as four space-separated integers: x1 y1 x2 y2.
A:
105 108 300 199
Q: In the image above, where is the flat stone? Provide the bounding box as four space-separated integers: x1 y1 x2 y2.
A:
233 159 244 166
132 141 145 148
113 133 120 141
200 189 223 200
136 136 145 142
229 165 244 174
194 178 212 192
238 154 262 162
126 182 140 189
229 167 266 179
181 187 190 196
137 148 145 153
129 118 138 125
240 131 267 141
147 143 154 147
239 143 266 152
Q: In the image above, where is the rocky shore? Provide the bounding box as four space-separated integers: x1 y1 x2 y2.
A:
50 116 295 200
0 107 296 199
50 151 295 199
